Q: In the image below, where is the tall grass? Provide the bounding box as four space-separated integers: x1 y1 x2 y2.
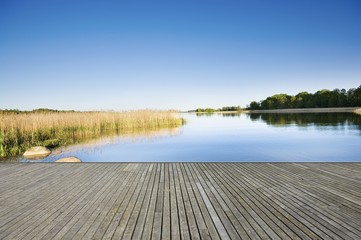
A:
0 110 183 158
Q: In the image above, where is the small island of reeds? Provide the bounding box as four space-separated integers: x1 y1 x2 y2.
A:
0 109 183 158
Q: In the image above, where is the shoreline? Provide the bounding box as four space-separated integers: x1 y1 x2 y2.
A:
186 110 244 114
185 107 361 114
246 107 361 114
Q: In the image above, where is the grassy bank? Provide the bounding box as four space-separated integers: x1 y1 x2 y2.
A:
0 110 183 158
247 107 361 114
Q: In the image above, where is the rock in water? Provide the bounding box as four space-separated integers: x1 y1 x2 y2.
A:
55 157 82 163
23 146 51 160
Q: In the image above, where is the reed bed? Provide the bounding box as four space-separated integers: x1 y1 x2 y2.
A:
0 110 183 158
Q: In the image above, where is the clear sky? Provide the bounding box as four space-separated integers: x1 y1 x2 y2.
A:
1 0 360 111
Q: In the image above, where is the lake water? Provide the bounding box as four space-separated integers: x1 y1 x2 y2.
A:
17 112 361 162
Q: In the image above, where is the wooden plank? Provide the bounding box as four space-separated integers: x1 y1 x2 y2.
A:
4 164 105 240
213 163 317 240
151 163 164 240
173 163 191 240
0 164 101 239
57 164 128 239
177 163 200 240
181 163 215 240
90 163 146 240
101 164 148 240
0 163 360 240
168 163 180 240
141 163 161 239
111 164 152 239
197 163 281 240
73 163 134 240
37 164 121 240
189 164 232 240
204 163 301 240
161 163 171 240
130 163 158 240
262 164 361 228
232 163 360 239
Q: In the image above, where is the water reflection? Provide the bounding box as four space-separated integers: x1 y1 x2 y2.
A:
61 127 182 149
5 112 361 162
195 112 216 117
195 112 241 118
17 127 182 162
248 113 361 131
221 113 241 118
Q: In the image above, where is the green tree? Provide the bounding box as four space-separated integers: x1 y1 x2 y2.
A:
247 85 361 110
249 101 261 110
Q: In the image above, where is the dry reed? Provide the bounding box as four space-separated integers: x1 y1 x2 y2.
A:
0 110 183 158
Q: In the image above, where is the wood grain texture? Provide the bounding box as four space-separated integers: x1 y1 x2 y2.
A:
0 163 360 239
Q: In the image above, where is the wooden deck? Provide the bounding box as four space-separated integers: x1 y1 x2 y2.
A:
0 163 360 239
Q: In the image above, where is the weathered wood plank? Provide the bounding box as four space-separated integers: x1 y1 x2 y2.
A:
232 163 360 239
130 163 157 240
0 163 360 240
90 164 146 240
5 164 106 240
141 163 161 239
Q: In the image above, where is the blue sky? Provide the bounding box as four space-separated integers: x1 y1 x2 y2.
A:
1 0 360 111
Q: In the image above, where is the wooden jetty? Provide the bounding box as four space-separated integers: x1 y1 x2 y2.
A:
0 163 360 239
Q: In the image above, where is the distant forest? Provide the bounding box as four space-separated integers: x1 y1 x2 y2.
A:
191 106 242 113
248 85 361 110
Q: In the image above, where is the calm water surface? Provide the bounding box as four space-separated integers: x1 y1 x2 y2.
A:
18 113 361 162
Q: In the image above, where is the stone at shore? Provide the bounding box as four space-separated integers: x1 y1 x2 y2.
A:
55 157 82 163
23 146 51 160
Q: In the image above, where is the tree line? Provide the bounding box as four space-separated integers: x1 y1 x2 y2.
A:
248 85 361 110
191 106 242 113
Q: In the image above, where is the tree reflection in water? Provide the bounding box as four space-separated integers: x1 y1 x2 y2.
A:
248 113 361 132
